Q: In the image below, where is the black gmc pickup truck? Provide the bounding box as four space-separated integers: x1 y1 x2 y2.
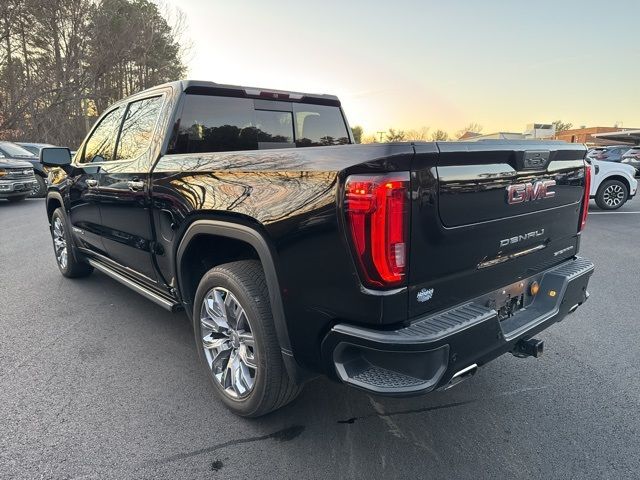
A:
41 80 594 417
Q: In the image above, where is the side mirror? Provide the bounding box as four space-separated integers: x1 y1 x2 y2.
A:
40 147 72 167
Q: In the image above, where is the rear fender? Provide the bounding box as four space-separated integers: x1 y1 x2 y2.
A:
175 219 308 383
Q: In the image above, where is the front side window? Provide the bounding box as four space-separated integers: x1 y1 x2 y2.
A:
81 107 123 163
116 96 163 161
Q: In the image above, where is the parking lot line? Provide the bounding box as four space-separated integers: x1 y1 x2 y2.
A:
589 211 640 215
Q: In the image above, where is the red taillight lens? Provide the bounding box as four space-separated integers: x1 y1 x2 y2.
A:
579 163 591 231
344 172 410 287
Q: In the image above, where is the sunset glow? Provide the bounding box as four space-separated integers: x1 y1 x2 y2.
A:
172 0 640 137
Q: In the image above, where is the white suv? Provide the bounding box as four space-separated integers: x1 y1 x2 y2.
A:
589 158 638 209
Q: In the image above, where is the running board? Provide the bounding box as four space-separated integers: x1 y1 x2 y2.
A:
86 258 182 312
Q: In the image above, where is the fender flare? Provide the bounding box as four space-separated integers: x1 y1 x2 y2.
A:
45 191 65 222
175 219 294 358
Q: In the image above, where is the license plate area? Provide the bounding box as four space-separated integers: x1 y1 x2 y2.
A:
478 279 532 322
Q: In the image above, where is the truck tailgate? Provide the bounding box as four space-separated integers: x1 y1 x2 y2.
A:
408 141 587 318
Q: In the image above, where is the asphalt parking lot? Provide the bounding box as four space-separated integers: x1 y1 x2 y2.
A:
1 198 639 479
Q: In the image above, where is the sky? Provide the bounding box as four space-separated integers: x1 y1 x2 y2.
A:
168 0 640 137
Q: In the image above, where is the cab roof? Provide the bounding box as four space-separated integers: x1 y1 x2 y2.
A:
145 79 341 107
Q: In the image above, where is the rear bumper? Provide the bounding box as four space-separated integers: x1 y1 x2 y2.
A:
321 257 594 395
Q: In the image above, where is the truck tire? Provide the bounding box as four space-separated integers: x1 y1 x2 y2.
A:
50 208 93 278
193 260 301 417
6 195 26 202
595 179 628 210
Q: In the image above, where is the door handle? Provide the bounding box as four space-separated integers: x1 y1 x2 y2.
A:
86 179 98 187
127 180 145 192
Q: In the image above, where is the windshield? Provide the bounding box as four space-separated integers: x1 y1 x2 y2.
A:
0 141 35 157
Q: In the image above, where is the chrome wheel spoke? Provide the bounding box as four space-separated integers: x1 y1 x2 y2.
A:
199 287 257 399
202 334 231 352
238 331 255 348
227 352 253 396
223 293 240 329
200 315 228 334
203 292 230 333
238 342 257 369
211 348 232 376
52 218 68 269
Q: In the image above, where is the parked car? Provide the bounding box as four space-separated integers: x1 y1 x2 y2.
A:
16 142 55 156
621 146 640 176
41 80 594 417
0 157 37 202
0 141 47 197
586 145 630 163
589 158 638 209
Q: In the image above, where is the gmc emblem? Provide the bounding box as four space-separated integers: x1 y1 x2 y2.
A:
506 180 556 204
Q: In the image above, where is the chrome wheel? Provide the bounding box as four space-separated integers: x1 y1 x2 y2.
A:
603 184 625 207
200 287 257 399
29 177 44 198
52 217 68 269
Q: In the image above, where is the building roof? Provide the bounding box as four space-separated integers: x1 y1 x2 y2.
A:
463 132 526 141
591 129 640 145
458 131 482 140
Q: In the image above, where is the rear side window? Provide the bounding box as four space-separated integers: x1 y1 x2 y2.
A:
115 96 163 161
294 104 350 147
170 94 349 154
172 96 291 153
81 107 123 163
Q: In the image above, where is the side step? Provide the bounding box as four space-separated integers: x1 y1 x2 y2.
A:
86 258 183 312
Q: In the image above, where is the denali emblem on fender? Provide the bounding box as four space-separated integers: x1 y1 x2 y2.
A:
506 180 556 204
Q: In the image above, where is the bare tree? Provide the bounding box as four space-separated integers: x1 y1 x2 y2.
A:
0 0 187 147
351 125 363 144
430 129 449 141
385 128 406 142
404 126 430 141
552 120 573 133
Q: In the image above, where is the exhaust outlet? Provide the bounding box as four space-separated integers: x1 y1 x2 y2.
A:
440 363 478 391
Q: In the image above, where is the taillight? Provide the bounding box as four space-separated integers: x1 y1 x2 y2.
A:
344 172 410 288
579 163 591 231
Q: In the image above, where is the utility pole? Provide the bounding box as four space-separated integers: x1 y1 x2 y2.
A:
377 131 385 143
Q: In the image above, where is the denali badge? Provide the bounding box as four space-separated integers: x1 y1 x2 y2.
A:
500 229 544 247
416 288 434 303
506 180 556 204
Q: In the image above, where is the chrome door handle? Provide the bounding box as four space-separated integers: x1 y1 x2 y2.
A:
127 180 145 191
86 179 98 187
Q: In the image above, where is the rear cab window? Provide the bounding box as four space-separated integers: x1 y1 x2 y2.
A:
169 94 350 154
